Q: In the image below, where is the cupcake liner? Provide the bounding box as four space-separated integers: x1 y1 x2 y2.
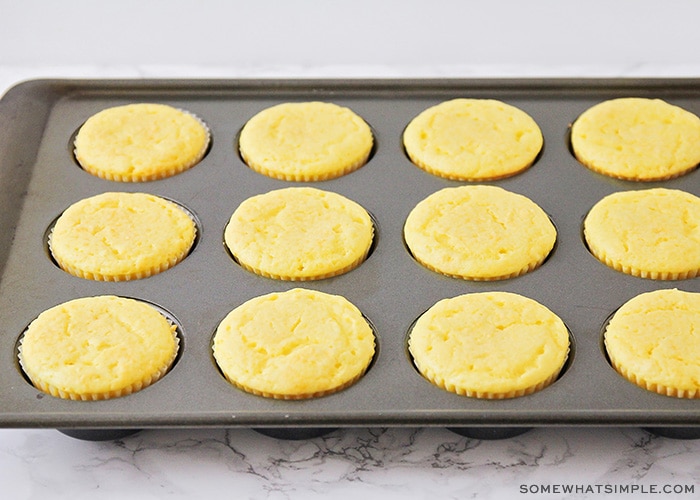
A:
585 238 699 281
221 363 371 401
575 155 696 183
232 226 374 281
406 151 536 182
414 348 569 400
242 147 371 182
80 162 197 183
607 353 700 399
50 251 191 282
218 330 376 401
21 359 173 401
411 249 549 282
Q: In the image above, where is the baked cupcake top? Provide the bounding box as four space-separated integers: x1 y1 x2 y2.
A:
408 291 569 399
238 101 373 181
74 103 210 182
604 288 700 398
402 98 543 181
583 188 700 280
224 187 374 281
403 185 556 280
571 97 700 181
18 295 179 401
49 192 196 281
212 288 375 400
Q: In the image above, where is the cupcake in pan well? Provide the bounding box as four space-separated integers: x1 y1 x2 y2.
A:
583 188 700 280
18 295 179 401
238 101 373 181
403 185 556 281
402 98 543 181
408 291 570 399
74 103 210 182
604 288 700 398
224 187 374 281
49 192 196 281
570 97 700 181
212 288 375 400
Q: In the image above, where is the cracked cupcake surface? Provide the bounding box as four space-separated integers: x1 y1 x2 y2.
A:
604 288 700 398
18 295 179 401
403 98 543 181
212 288 375 400
583 188 700 280
224 187 374 281
238 101 373 181
408 291 569 399
571 97 700 181
74 103 210 182
49 192 196 281
403 185 556 281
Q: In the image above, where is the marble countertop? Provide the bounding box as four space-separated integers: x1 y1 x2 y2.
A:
1 64 700 499
3 426 699 499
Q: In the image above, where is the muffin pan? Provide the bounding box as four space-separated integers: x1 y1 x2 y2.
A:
1 78 700 439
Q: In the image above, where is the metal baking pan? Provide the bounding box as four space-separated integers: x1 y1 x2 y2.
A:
1 78 699 440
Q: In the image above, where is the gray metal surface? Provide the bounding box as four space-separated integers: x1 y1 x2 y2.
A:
0 78 698 432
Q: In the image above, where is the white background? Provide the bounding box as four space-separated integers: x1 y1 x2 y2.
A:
2 0 700 76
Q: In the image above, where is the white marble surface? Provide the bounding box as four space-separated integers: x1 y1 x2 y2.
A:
0 426 699 500
3 56 700 498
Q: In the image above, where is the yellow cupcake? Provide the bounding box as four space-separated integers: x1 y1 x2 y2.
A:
402 98 543 181
238 101 373 181
604 288 700 398
18 295 179 401
571 97 700 181
583 188 700 280
403 185 556 280
224 187 374 281
212 288 375 400
74 103 210 182
49 192 196 281
408 291 569 399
